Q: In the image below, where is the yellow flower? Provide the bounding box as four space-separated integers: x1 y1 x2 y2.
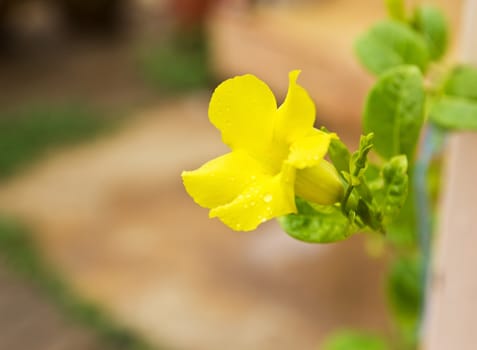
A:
182 70 344 231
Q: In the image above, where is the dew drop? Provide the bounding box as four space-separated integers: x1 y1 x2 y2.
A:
263 194 273 203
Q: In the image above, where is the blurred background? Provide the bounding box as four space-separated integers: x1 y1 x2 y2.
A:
0 0 462 349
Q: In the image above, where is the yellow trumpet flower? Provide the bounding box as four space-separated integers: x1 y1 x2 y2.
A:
182 70 344 231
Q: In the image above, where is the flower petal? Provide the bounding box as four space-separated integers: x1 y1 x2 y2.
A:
209 74 277 155
210 164 296 231
182 151 268 209
288 128 333 169
275 70 316 144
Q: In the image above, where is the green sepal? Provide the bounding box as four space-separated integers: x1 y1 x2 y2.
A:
341 171 360 187
355 177 384 232
328 137 351 177
321 330 389 350
350 133 374 176
429 96 477 130
356 198 383 232
279 198 352 244
412 5 448 60
364 65 425 160
342 134 386 232
355 20 429 75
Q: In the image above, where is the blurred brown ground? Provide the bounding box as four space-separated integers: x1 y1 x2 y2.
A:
0 263 107 350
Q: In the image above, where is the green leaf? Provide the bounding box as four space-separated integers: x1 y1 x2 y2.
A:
443 64 477 100
355 20 429 75
429 96 477 130
382 155 409 220
364 66 425 160
322 330 389 350
385 0 406 21
412 5 448 60
279 198 351 243
328 138 351 176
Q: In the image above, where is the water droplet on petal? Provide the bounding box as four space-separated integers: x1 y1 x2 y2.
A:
263 194 273 203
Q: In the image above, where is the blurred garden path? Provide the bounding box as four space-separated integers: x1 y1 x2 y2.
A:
0 96 389 350
0 263 106 350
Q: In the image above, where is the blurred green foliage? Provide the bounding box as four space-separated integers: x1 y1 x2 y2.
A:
443 65 477 100
355 20 429 75
386 256 422 348
0 104 115 179
138 33 211 93
430 65 477 130
356 1 449 76
321 330 389 350
411 4 448 61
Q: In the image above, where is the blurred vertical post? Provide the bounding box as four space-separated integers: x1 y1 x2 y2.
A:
423 1 477 349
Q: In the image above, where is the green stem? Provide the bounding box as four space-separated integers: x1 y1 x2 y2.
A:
341 183 355 213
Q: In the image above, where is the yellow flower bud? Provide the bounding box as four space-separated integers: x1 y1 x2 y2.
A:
295 159 344 205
